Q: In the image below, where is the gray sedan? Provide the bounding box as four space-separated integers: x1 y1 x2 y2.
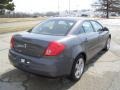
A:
9 17 111 81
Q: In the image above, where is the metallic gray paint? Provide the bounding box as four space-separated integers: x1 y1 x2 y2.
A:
9 17 111 77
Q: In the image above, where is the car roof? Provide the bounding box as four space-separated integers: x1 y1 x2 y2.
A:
48 17 96 22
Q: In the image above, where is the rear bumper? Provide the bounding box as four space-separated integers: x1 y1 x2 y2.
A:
9 50 71 77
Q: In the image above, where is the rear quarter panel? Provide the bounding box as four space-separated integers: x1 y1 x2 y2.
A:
58 35 86 67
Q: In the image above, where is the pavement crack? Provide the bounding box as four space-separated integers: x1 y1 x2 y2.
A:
22 74 30 90
97 60 120 63
107 72 119 90
0 79 3 82
0 79 10 83
110 51 120 58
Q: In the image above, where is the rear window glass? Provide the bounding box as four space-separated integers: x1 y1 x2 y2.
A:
31 20 76 36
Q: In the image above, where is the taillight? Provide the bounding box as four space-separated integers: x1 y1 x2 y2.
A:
44 41 65 56
10 36 15 48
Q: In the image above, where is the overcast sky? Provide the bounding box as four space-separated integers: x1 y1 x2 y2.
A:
13 0 96 13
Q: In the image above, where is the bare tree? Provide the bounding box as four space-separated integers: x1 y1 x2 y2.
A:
0 0 15 15
92 0 120 18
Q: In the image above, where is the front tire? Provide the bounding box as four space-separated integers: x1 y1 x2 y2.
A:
103 38 111 51
69 55 85 81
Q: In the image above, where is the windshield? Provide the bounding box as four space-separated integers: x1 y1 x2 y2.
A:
31 19 76 36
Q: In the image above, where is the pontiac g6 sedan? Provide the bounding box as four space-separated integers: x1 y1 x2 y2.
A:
9 17 111 81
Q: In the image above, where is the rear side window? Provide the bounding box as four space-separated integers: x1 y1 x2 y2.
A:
82 21 94 33
79 26 85 34
31 20 76 36
74 26 85 35
91 21 103 32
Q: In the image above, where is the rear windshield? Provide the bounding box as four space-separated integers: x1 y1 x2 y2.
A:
30 19 76 36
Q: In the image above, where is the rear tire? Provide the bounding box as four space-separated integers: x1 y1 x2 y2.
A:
69 55 85 81
103 38 111 51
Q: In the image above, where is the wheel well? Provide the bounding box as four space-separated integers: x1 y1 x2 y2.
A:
76 52 86 63
109 34 111 39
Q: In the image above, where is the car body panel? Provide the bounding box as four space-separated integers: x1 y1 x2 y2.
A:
98 31 110 48
9 17 111 77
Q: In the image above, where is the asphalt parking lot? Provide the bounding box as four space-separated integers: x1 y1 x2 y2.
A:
0 19 120 90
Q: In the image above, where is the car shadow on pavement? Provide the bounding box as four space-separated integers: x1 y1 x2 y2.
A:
85 50 107 72
0 69 76 90
0 51 107 90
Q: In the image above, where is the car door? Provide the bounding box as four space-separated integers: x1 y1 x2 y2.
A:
90 21 108 50
82 21 100 60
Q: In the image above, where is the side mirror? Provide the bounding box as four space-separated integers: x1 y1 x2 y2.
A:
27 28 33 32
102 27 109 31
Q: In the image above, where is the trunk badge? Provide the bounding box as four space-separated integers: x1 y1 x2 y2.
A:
24 44 27 48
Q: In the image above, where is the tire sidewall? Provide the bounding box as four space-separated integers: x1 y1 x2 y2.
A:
70 55 85 81
104 38 111 51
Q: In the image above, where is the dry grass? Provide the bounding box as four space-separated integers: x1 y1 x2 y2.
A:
0 17 47 23
0 22 38 34
0 25 35 34
0 17 47 34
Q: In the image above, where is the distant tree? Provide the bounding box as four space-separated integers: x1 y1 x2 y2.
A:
0 0 15 15
46 12 59 16
92 0 120 18
33 12 45 17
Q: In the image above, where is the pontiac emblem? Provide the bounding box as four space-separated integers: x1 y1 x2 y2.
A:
24 44 27 48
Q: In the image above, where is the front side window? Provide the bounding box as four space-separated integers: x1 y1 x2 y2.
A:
31 20 76 36
91 21 103 32
82 21 94 33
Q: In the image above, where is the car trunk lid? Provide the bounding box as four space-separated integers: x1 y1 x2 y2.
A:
13 32 65 57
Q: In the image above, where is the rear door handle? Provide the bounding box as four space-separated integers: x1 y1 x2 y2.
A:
84 38 88 42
